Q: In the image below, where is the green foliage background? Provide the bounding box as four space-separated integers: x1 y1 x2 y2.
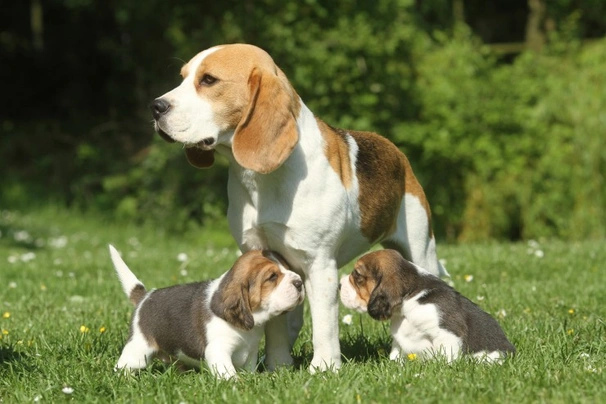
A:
1 0 604 240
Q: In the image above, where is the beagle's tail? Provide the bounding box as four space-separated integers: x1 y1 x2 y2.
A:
108 244 147 306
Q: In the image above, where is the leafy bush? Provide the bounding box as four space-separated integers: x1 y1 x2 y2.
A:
399 27 606 241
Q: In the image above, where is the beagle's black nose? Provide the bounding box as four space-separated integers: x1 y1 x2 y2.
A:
293 279 303 292
150 98 171 120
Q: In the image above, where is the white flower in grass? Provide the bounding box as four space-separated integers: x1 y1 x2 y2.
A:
127 237 140 248
8 281 17 289
20 252 36 262
180 269 188 277
7 255 18 264
177 253 188 262
61 386 74 394
496 309 507 318
534 249 544 258
476 295 485 301
14 230 32 242
464 274 474 283
49 235 68 248
342 314 353 325
33 395 41 402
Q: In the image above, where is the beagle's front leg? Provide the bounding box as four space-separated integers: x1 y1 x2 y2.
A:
205 344 237 380
264 314 294 371
305 257 342 372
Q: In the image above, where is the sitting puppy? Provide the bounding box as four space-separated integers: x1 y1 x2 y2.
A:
109 245 305 379
340 249 515 363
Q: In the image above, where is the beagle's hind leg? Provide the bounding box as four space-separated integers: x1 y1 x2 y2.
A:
381 194 448 277
115 335 156 372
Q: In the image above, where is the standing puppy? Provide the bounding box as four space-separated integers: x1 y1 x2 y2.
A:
340 249 515 362
150 43 448 372
109 245 305 379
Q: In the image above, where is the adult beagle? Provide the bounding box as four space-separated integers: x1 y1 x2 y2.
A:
340 250 515 362
109 245 304 379
150 44 448 372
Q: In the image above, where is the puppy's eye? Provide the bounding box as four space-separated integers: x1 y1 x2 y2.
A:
199 74 218 86
352 271 364 285
266 272 278 283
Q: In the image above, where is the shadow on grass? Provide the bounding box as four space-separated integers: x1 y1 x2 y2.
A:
0 344 34 374
0 345 21 364
340 331 391 363
291 328 391 370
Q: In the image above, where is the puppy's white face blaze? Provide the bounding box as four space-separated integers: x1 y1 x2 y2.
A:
254 260 305 325
339 275 368 313
154 47 224 146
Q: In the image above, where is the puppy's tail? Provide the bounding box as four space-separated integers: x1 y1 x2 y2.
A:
108 244 147 306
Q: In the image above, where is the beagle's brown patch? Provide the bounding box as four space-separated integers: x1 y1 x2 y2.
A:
317 119 353 189
347 130 431 243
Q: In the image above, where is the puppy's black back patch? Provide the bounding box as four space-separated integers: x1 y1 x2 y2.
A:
136 281 212 359
417 278 515 354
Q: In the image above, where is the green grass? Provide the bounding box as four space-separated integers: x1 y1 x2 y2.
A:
0 207 604 403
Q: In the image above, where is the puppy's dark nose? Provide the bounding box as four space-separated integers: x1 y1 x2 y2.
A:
150 98 171 120
293 279 303 292
201 137 215 147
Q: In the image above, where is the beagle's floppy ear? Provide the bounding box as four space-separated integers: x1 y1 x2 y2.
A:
367 279 402 321
365 250 409 321
185 147 215 169
232 67 299 174
210 277 254 330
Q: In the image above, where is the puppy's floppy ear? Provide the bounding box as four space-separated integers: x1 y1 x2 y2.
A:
185 147 215 169
211 280 254 330
367 280 399 321
232 67 299 174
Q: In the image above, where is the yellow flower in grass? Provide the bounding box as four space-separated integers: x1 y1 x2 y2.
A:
567 329 574 335
2 312 10 319
568 309 575 315
99 326 106 334
80 325 89 333
407 353 418 361
2 329 8 335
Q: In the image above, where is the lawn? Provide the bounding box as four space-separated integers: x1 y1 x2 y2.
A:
0 207 604 403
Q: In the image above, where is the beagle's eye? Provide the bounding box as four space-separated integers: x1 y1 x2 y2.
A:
199 74 218 86
352 271 365 286
265 272 279 283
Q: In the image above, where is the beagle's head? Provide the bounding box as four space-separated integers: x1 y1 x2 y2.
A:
151 44 301 174
210 250 305 330
340 250 421 321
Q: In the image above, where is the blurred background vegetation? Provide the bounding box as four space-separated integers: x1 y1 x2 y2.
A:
1 0 604 242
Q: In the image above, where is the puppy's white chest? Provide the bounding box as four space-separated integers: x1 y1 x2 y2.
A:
392 292 462 360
